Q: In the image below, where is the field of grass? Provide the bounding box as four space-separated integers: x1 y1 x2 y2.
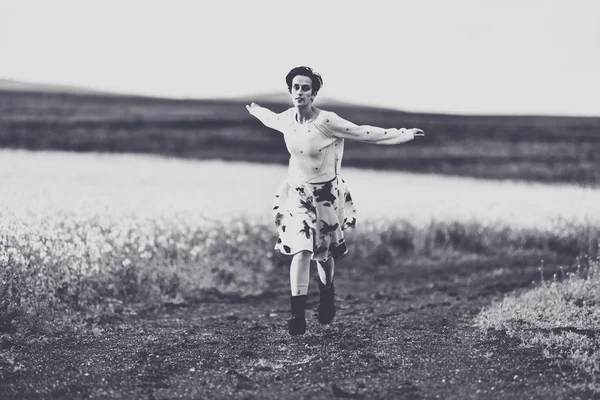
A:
1 90 600 185
477 258 600 389
2 150 599 333
2 150 600 397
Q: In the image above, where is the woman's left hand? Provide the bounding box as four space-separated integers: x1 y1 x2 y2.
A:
411 128 425 137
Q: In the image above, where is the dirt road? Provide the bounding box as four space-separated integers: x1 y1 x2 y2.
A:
0 254 594 399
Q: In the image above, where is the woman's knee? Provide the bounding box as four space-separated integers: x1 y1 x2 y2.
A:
293 251 312 263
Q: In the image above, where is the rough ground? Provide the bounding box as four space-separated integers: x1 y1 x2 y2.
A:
1 253 596 399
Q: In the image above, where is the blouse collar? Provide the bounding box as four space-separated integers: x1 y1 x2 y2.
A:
294 108 323 125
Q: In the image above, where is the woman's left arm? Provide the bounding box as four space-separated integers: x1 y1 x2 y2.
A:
319 111 424 144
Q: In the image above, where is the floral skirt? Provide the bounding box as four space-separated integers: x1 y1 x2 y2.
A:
272 176 357 262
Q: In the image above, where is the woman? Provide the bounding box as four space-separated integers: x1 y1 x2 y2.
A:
246 66 424 335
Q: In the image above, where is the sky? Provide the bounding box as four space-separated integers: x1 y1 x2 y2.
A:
0 0 598 116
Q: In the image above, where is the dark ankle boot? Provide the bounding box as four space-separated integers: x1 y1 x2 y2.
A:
317 279 336 324
288 295 307 335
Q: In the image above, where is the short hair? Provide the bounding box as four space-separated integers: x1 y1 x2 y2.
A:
285 66 324 96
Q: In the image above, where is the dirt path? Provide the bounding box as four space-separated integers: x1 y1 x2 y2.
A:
1 254 595 399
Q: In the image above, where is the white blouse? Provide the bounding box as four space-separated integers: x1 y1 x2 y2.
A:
249 106 415 184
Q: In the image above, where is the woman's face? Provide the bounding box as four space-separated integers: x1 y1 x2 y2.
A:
290 75 315 107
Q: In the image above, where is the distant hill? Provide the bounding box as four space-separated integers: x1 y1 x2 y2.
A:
0 78 360 109
1 81 599 186
0 78 108 95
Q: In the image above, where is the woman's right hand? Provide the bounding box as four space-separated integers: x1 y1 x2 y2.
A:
245 103 282 130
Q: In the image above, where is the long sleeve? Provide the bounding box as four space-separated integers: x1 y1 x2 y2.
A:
247 105 289 133
318 111 415 145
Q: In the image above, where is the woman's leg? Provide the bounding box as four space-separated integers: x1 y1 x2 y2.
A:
288 251 311 335
290 251 312 296
317 256 335 286
316 256 336 324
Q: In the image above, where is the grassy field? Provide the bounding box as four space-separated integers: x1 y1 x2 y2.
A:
1 90 600 185
2 151 600 397
477 258 600 390
1 150 599 327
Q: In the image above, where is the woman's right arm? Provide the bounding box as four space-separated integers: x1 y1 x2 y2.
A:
246 102 286 132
